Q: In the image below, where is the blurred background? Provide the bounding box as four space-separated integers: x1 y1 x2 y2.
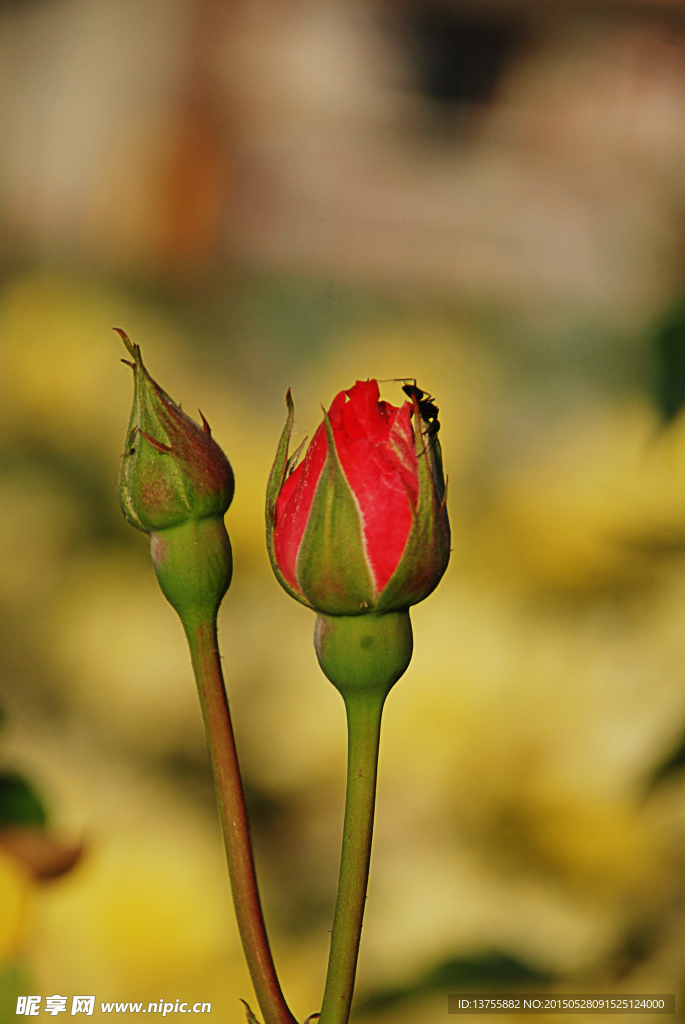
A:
4 0 685 1021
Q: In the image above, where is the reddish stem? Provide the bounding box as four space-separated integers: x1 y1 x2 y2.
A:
186 617 297 1024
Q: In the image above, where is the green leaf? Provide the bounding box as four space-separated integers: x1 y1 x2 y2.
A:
0 772 47 829
296 413 375 615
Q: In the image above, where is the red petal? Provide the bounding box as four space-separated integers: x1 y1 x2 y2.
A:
273 421 328 592
274 381 420 599
332 382 417 593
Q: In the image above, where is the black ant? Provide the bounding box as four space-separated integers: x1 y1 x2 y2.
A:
401 381 440 437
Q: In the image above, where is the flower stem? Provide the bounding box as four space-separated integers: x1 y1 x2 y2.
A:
185 616 297 1024
318 688 385 1024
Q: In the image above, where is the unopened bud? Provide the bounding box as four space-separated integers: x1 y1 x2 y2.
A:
118 331 233 625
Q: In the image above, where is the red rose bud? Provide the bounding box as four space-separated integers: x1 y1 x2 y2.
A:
118 330 233 624
266 379 450 616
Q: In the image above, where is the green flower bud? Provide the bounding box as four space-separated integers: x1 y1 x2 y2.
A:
118 331 233 625
118 330 233 532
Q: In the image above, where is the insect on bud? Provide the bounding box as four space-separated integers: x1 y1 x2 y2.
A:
266 379 450 617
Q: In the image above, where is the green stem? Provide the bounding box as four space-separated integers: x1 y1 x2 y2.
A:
318 688 385 1024
313 611 413 1024
185 616 298 1024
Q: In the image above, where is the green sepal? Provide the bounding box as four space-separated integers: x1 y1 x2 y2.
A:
428 430 447 507
265 389 295 515
120 365 190 532
239 1000 261 1024
375 428 450 613
265 390 313 608
296 414 375 615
